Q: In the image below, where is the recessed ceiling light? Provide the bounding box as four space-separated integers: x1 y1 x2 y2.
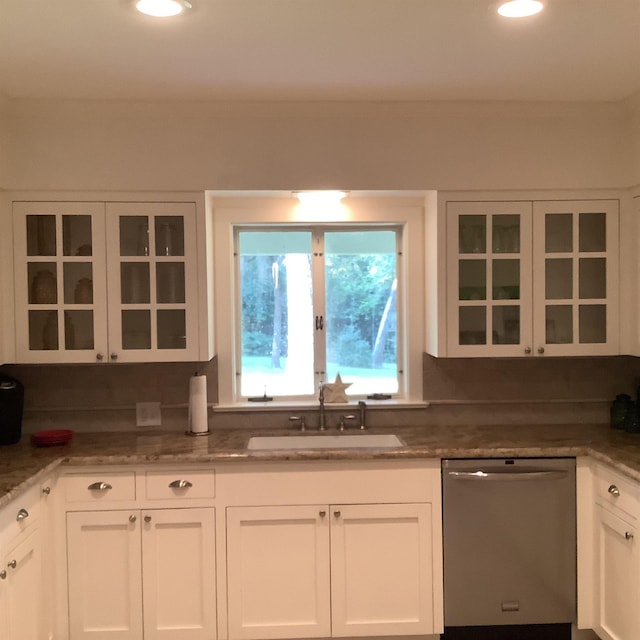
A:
135 0 192 18
497 0 544 18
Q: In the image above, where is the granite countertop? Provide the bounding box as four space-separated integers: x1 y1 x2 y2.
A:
2 423 640 509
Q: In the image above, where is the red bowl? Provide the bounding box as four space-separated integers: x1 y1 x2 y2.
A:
31 429 74 447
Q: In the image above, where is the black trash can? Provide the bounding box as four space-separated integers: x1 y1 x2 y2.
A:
0 374 24 445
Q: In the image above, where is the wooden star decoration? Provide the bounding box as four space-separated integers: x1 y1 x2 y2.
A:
323 373 352 403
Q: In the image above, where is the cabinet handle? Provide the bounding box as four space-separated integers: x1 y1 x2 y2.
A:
608 484 620 497
537 346 545 354
626 531 634 540
96 352 104 361
524 347 531 354
168 479 193 489
42 486 51 496
110 353 118 361
88 482 112 492
128 514 137 523
333 510 341 518
144 515 152 523
0 570 6 580
16 508 29 521
8 560 17 569
319 510 326 518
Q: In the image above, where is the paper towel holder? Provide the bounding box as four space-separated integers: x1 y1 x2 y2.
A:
186 428 211 436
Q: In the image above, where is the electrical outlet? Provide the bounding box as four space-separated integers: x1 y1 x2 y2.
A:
136 402 162 427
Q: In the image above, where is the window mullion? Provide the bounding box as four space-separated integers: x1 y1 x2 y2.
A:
312 229 327 390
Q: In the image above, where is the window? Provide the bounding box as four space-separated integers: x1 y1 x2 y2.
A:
211 194 426 405
237 227 399 399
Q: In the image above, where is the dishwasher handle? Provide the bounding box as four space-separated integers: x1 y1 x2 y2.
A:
446 469 569 481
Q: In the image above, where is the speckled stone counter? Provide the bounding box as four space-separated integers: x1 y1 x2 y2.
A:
2 423 640 508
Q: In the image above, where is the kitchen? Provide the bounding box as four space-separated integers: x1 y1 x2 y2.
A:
1 1 640 640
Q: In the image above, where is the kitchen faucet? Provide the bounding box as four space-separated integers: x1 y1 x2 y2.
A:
318 382 326 431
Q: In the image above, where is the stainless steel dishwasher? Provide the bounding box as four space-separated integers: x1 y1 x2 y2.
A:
442 458 576 632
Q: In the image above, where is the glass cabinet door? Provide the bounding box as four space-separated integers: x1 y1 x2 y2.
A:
533 200 619 356
13 203 107 363
105 202 198 362
448 202 533 356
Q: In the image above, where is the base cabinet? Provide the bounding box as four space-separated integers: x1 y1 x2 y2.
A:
1 527 42 640
226 502 435 639
593 506 640 640
66 508 216 640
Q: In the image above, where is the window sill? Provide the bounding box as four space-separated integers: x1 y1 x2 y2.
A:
212 399 429 413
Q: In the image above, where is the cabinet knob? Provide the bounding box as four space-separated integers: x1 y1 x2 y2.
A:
608 484 620 497
96 352 104 361
144 515 152 523
129 514 137 523
0 570 6 580
626 531 634 541
42 486 51 496
8 560 17 569
333 510 341 518
16 508 29 522
319 510 326 518
537 346 545 354
110 353 118 361
88 481 112 492
168 479 193 489
524 346 531 354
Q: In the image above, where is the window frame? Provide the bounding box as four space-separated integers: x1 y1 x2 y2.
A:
211 194 426 406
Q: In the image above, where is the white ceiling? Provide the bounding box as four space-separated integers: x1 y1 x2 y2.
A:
1 0 639 103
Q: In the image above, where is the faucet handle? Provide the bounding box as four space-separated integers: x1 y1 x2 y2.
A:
289 415 306 432
338 414 356 432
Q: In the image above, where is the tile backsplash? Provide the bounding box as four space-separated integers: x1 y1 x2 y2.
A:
2 354 639 433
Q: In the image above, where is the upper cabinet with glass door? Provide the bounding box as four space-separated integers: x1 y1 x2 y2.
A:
532 200 619 356
446 201 533 357
13 202 108 363
445 199 619 357
13 201 202 363
104 202 199 362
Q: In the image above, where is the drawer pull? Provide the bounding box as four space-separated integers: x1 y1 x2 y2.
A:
626 531 634 541
0 570 6 580
16 508 29 522
8 560 17 569
88 482 113 492
169 480 193 489
334 510 341 518
319 510 327 518
129 514 137 523
144 515 152 523
608 484 621 497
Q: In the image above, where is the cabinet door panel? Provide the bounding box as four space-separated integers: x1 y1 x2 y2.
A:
142 508 216 640
5 527 42 640
330 503 434 637
66 511 143 640
226 505 331 639
595 505 640 640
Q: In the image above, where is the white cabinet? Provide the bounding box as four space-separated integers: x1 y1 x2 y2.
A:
441 199 619 356
66 507 216 640
12 200 207 363
227 502 433 640
224 460 441 640
578 460 640 640
0 482 47 640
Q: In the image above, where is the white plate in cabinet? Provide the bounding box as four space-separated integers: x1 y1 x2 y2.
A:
63 472 136 503
144 470 215 500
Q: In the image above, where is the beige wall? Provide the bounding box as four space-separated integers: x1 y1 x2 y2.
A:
1 99 632 192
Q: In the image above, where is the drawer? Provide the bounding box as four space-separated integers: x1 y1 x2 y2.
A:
145 470 215 500
594 463 640 521
0 483 41 547
64 472 136 502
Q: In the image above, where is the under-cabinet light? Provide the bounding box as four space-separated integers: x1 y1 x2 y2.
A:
295 191 348 206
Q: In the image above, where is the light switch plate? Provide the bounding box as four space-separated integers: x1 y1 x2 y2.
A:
136 402 162 427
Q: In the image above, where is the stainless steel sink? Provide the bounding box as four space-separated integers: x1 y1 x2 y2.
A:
246 433 405 450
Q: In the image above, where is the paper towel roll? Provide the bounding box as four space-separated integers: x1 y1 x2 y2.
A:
188 374 209 434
